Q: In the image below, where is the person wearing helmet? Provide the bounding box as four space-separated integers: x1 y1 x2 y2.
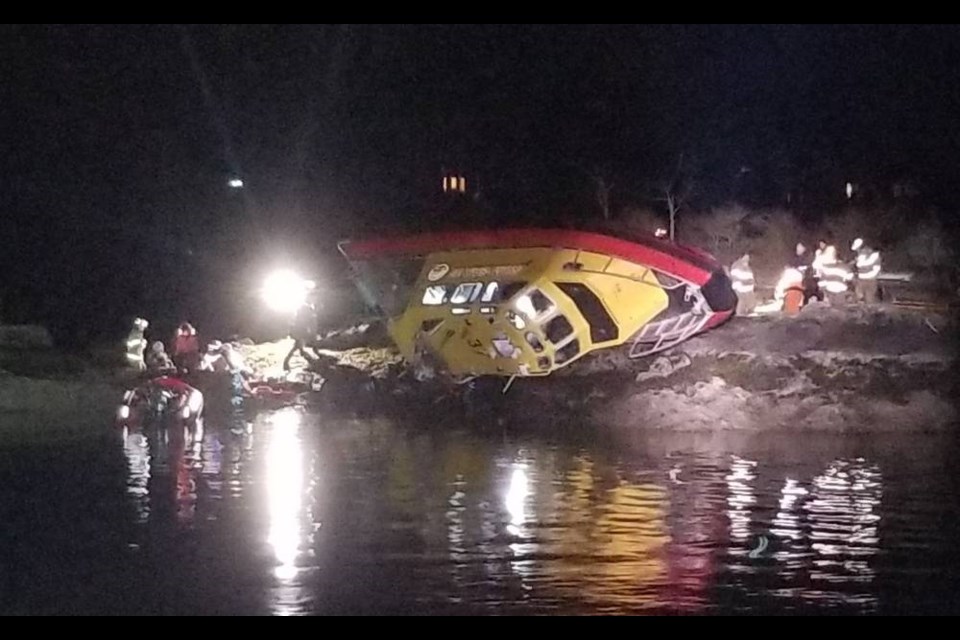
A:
851 237 882 304
125 317 149 372
145 340 175 375
818 244 853 306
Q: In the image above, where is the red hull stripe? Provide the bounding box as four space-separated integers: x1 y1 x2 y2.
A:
343 228 720 285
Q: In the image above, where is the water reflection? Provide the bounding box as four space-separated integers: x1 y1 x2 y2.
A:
264 408 310 615
122 427 151 524
726 456 757 547
112 412 931 615
804 458 882 609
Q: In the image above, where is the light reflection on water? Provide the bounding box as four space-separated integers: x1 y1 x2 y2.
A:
264 408 312 616
113 412 959 615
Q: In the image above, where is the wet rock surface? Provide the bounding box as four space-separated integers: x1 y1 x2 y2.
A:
243 305 959 433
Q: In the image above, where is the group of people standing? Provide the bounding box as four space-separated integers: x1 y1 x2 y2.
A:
729 237 883 317
125 320 204 375
124 318 253 434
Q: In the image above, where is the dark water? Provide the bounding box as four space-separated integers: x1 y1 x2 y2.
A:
1 408 959 615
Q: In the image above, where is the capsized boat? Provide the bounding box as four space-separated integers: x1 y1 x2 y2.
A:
338 228 736 378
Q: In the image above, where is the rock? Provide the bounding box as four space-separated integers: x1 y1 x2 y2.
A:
635 352 692 381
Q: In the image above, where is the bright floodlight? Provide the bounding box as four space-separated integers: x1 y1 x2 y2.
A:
262 269 308 313
229 178 244 188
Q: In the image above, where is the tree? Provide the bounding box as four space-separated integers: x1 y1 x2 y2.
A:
592 173 614 221
577 163 616 221
653 153 693 241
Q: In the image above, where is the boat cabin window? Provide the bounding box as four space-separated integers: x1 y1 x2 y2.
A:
450 282 483 304
525 332 544 353
544 315 574 344
422 285 449 305
499 282 527 301
516 288 554 319
554 339 580 365
419 281 529 308
556 282 619 343
480 282 499 302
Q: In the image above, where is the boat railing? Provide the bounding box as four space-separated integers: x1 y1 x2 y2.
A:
628 312 711 359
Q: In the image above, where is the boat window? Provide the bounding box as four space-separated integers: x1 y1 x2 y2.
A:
525 332 544 353
480 282 499 302
554 339 580 365
544 315 574 344
450 282 483 304
422 280 528 307
537 356 551 370
530 290 553 314
516 288 554 318
422 285 449 305
499 282 527 301
420 319 443 334
556 282 619 343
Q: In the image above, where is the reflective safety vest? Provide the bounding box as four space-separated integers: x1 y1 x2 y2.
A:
820 261 853 293
730 258 755 294
812 249 825 277
856 247 882 280
126 329 146 363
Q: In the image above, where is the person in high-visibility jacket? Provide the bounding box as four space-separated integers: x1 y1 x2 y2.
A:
851 237 882 304
125 317 149 371
818 245 853 306
775 266 806 315
730 253 756 316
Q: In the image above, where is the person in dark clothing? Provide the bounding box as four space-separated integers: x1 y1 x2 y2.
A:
283 299 319 371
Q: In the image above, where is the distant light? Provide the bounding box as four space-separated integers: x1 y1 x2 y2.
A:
118 405 130 420
229 178 244 189
442 174 466 193
262 269 310 313
845 182 853 199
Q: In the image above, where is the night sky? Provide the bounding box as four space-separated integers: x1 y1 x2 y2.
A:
3 24 958 345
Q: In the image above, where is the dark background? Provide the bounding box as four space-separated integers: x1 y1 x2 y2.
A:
2 24 958 347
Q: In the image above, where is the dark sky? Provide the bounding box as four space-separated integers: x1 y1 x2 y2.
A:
2 24 958 342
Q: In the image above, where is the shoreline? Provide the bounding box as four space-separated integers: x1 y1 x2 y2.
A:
1 305 956 437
